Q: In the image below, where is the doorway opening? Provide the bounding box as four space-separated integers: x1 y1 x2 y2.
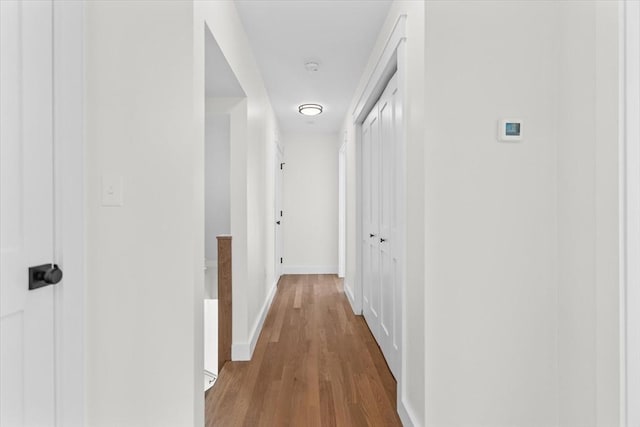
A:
203 23 246 399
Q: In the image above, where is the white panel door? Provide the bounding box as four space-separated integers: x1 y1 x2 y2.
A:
1 1 57 425
378 74 399 377
361 116 372 325
378 73 400 375
275 145 284 279
368 109 381 346
362 109 381 342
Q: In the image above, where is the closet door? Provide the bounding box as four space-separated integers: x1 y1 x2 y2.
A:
378 74 399 377
362 107 381 342
360 72 400 378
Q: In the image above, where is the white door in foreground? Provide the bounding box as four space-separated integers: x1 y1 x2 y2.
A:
1 1 58 425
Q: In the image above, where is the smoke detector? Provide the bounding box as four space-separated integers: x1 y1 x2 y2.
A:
304 61 320 72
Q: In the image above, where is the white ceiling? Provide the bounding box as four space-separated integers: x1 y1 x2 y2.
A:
235 0 392 133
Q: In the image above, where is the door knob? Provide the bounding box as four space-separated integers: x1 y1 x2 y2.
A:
276 221 281 225
29 264 63 290
370 233 376 238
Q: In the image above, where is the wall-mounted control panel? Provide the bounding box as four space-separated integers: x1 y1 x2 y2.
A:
498 119 523 142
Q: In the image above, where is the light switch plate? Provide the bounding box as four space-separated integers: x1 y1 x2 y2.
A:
102 175 124 207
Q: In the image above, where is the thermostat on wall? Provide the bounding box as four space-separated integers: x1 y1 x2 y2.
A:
498 119 523 142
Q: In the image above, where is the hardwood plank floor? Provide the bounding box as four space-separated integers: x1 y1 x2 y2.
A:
205 274 401 427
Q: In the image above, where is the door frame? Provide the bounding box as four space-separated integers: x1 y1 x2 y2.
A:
338 139 346 278
353 13 407 417
275 140 284 280
52 0 85 424
622 0 640 424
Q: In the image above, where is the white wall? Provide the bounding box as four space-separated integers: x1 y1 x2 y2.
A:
341 1 426 424
423 1 619 426
282 132 339 274
557 2 619 426
204 113 230 300
623 2 640 424
205 114 230 263
424 3 559 425
85 1 200 425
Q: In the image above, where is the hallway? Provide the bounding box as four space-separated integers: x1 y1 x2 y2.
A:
205 274 401 427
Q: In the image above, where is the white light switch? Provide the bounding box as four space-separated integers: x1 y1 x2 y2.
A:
102 175 124 207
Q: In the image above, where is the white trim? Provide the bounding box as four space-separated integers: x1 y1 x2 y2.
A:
352 15 407 123
338 140 346 279
354 123 364 315
344 281 358 314
623 1 640 425
231 279 277 361
398 397 421 427
53 1 84 425
282 265 338 275
619 2 627 425
231 342 249 361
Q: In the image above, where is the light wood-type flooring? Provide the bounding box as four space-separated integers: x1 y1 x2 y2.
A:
205 274 402 427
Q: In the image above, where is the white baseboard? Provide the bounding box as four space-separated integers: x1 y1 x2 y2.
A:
282 265 338 275
231 342 250 361
231 277 279 361
344 281 358 313
398 398 421 427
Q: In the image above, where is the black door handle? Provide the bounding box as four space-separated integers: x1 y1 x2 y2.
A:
370 233 376 238
276 221 281 225
29 264 63 290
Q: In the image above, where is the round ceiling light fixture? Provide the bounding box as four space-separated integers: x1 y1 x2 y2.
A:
298 104 323 116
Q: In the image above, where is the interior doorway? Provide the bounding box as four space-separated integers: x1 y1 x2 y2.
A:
202 24 246 396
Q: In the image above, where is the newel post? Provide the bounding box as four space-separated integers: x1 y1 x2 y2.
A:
217 235 232 372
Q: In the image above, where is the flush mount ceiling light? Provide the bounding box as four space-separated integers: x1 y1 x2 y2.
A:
298 104 323 116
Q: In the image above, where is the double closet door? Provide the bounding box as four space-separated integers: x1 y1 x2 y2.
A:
361 72 401 379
